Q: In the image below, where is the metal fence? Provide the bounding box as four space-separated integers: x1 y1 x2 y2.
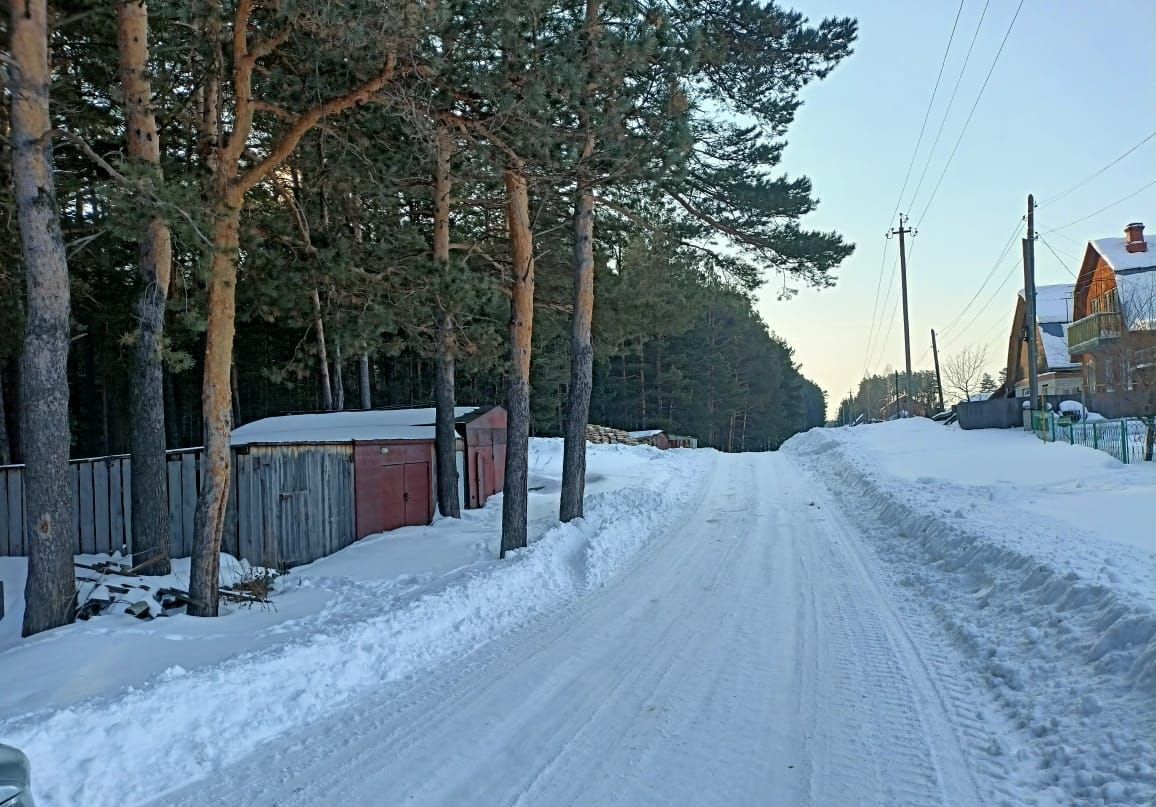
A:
1030 412 1154 464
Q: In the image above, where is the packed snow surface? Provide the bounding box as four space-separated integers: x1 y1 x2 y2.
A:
2 425 1153 806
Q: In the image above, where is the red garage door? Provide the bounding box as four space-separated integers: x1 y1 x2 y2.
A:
354 442 432 538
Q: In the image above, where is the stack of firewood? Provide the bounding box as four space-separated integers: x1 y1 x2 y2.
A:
585 425 641 445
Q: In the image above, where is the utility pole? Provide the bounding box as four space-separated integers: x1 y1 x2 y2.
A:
887 214 917 403
1023 194 1040 412
931 329 945 413
893 370 900 419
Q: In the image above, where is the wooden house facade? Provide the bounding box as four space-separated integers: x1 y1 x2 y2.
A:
1002 283 1082 401
1069 223 1156 393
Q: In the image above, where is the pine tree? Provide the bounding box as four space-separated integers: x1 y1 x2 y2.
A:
11 0 77 636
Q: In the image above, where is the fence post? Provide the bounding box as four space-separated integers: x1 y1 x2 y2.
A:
1092 422 1098 450
1050 416 1056 443
1121 421 1129 464
1068 424 1074 445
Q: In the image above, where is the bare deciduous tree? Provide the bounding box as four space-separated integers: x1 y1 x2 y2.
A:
943 345 989 404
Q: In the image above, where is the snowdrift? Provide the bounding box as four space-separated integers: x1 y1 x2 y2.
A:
786 421 1155 805
0 439 707 807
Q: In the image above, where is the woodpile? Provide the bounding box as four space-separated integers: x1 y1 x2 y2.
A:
586 425 641 445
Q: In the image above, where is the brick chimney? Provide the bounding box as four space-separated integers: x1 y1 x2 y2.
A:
1124 222 1146 253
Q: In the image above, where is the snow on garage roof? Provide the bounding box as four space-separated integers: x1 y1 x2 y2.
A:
628 429 665 439
1018 284 1074 324
231 407 480 446
1092 237 1156 273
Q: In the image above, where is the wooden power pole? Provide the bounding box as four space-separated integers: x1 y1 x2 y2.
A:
931 329 945 413
887 214 917 403
1023 194 1040 411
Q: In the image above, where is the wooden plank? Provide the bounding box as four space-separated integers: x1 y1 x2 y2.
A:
223 456 239 559
70 463 80 554
4 469 23 556
168 457 183 558
109 459 126 554
122 457 132 556
78 461 95 555
93 460 111 554
180 452 197 557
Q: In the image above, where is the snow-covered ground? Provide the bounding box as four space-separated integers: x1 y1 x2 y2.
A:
786 421 1155 806
1 424 1153 807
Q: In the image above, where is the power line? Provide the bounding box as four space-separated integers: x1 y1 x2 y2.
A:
938 218 1024 337
1037 130 1156 206
914 0 1026 228
904 0 991 215
937 239 1023 353
891 0 968 219
1036 234 1078 277
1039 179 1156 233
859 237 891 378
861 3 967 383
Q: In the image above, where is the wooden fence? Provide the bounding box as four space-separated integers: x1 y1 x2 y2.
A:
1 444 357 568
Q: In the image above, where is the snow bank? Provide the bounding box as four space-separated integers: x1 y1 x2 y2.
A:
786 422 1155 805
0 440 707 807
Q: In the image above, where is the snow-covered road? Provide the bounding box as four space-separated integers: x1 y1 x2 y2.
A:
155 451 992 807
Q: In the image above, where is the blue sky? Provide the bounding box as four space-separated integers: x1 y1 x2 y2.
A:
756 0 1156 416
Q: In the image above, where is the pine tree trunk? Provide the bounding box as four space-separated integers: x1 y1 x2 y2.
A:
119 0 173 574
434 314 459 518
312 288 333 410
500 165 535 557
559 0 600 524
333 338 345 411
359 353 372 409
11 0 77 636
188 205 240 618
433 128 460 518
560 184 595 521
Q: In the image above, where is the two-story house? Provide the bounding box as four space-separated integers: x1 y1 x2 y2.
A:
1068 222 1156 392
1003 283 1082 399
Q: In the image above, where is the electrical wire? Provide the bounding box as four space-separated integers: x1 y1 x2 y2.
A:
1039 179 1156 233
913 0 1026 228
860 3 967 383
1036 130 1156 206
1036 234 1078 277
904 0 990 215
937 218 1024 338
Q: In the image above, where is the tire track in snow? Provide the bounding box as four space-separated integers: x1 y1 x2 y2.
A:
154 452 989 807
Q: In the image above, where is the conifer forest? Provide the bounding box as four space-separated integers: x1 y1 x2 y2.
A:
1 0 855 635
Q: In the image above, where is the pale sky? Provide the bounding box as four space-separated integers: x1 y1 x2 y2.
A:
758 0 1156 417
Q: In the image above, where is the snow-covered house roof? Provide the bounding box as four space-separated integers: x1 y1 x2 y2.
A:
1115 268 1156 330
628 429 665 439
231 407 481 446
1019 284 1074 324
1038 322 1080 370
1090 237 1156 273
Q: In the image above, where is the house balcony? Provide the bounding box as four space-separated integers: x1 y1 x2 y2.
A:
1067 311 1123 355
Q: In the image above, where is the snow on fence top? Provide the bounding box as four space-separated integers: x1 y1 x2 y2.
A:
231 407 481 446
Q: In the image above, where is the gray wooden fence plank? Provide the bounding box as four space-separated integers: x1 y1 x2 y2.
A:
93 462 111 555
78 463 95 555
109 459 125 554
180 452 197 556
4 470 23 556
122 457 133 555
70 464 80 554
167 457 183 557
